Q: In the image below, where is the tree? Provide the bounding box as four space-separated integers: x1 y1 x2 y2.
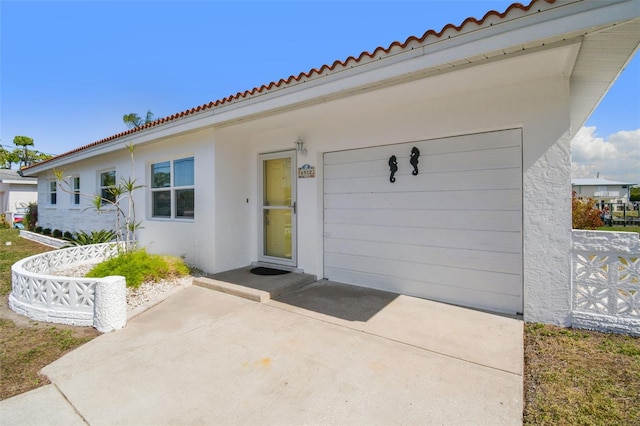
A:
123 110 154 129
10 136 52 168
572 191 604 229
630 186 640 202
13 136 34 168
0 147 19 169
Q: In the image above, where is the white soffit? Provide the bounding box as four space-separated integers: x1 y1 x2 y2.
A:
570 18 640 133
243 41 582 134
24 0 640 173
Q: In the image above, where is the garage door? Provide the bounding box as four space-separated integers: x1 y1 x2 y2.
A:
323 129 522 314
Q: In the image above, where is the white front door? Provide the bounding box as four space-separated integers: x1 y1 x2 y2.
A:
259 151 297 266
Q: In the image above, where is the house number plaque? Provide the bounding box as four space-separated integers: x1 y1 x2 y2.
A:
298 164 315 178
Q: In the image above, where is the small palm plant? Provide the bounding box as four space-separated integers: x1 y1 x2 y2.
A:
53 143 143 252
63 230 117 247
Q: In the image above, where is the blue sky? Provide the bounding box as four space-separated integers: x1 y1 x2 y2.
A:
1 1 638 181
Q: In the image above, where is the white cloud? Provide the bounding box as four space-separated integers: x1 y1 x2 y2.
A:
571 126 640 184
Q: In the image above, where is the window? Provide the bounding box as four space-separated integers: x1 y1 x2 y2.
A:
151 157 194 219
49 181 57 205
100 170 116 204
72 176 80 205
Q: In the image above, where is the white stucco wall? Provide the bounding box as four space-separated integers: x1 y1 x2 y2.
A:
36 150 127 234
1 183 37 220
524 132 573 325
35 128 217 269
133 128 216 268
35 48 575 323
213 136 252 272
573 184 632 204
7 184 37 210
211 71 571 319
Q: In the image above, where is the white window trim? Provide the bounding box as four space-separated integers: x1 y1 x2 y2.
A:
49 180 57 205
98 169 116 205
70 176 81 206
149 157 195 221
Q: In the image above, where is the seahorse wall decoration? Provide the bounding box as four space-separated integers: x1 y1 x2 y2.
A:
410 147 420 176
389 155 398 183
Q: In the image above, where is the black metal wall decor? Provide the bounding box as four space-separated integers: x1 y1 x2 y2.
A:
410 147 420 176
388 155 398 183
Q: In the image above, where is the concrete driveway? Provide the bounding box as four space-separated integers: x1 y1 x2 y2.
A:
1 281 523 425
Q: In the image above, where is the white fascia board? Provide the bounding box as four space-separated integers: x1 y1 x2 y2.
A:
170 2 634 124
1 180 37 185
25 0 639 175
127 0 640 129
0 179 38 185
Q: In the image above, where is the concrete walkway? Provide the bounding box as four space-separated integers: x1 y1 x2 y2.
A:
1 282 523 425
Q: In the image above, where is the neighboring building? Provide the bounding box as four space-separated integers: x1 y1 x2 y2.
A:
572 178 636 205
21 0 640 326
0 169 37 226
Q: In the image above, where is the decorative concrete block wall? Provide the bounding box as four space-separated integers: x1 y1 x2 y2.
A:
9 243 127 333
571 230 640 336
19 230 67 248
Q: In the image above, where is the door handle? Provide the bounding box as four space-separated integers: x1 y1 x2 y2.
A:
292 201 297 214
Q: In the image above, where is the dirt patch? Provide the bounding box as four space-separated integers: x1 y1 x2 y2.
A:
0 302 99 400
524 323 640 425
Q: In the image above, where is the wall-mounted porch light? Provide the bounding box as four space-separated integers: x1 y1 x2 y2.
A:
295 137 308 157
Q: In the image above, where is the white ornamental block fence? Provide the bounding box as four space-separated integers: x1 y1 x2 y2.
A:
572 230 640 336
9 243 127 333
18 230 67 248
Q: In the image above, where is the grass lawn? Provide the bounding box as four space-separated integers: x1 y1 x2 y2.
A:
0 228 99 400
524 324 640 425
0 318 98 400
597 225 640 234
1 229 639 424
0 228 52 295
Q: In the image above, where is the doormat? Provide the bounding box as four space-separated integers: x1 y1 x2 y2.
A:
250 267 291 276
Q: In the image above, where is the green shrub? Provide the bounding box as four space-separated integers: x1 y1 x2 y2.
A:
86 249 190 289
24 203 38 232
52 229 63 238
63 231 73 240
42 228 52 236
66 230 116 246
35 226 43 234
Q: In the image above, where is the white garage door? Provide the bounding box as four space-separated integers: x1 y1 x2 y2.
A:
323 129 522 314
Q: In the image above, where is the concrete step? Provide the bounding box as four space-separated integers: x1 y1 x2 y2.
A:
193 267 317 303
193 277 271 302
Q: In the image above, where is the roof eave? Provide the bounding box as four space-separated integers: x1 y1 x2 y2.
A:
0 179 37 185
24 0 640 174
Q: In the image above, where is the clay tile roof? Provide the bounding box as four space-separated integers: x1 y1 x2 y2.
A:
24 0 554 171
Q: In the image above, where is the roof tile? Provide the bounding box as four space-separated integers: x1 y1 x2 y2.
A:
25 0 554 171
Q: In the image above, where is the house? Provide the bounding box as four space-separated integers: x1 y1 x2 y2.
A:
572 178 637 205
0 169 37 226
21 0 640 325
